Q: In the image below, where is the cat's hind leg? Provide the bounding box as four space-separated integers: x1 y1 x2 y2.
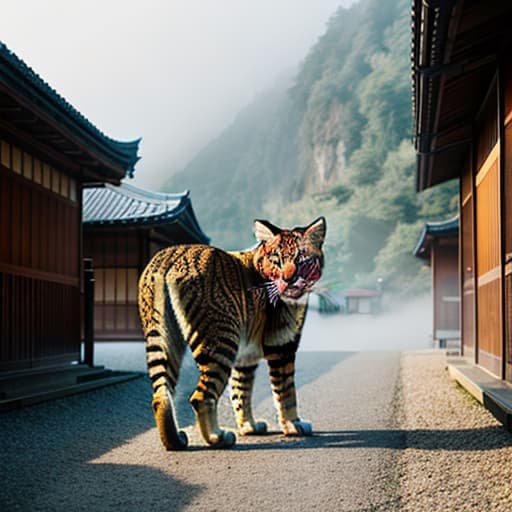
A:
189 345 237 448
140 271 188 450
147 333 188 451
230 364 268 435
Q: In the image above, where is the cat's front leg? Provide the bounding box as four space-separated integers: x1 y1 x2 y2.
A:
264 346 312 436
230 364 268 435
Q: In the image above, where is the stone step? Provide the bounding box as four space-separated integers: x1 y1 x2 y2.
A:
447 357 512 431
0 365 108 398
0 368 144 412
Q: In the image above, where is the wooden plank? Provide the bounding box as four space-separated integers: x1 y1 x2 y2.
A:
0 262 79 287
477 278 502 374
475 142 500 186
0 171 11 263
476 157 500 276
31 187 39 269
478 266 502 287
21 180 31 267
506 274 512 377
475 80 498 171
505 125 512 259
472 91 500 370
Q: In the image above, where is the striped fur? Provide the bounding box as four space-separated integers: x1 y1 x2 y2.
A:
138 217 326 449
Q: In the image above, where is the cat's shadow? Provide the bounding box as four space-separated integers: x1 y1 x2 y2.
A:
184 426 512 452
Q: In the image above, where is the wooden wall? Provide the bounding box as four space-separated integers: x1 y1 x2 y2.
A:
503 55 512 380
473 79 502 377
83 230 148 341
0 140 81 370
432 240 459 339
461 156 475 358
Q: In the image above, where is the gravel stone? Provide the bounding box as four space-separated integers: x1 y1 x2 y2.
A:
398 351 512 511
1 350 511 511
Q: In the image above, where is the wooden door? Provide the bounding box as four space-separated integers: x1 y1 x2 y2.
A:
433 241 459 340
0 142 81 370
474 80 502 377
503 55 512 381
461 160 475 359
475 145 502 376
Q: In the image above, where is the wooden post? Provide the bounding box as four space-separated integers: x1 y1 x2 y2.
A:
83 258 95 367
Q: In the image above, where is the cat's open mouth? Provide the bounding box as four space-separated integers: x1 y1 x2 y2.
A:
283 279 314 298
261 257 321 306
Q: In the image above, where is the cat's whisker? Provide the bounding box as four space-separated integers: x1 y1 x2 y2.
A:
249 281 275 292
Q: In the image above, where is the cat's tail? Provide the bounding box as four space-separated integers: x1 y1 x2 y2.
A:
139 269 188 450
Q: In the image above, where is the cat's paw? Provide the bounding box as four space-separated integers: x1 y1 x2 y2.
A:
293 419 313 436
208 430 236 449
282 419 313 437
239 421 268 436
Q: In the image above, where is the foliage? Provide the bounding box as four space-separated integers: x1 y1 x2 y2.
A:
367 221 431 296
318 183 353 205
162 0 459 296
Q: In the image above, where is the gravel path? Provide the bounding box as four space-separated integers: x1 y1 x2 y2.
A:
1 350 511 511
398 351 512 511
0 351 401 512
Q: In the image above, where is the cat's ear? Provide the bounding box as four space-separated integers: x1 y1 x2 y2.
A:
304 217 326 249
254 219 281 242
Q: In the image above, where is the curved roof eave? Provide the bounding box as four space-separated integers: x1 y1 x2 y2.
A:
0 41 141 178
413 215 459 258
83 183 210 245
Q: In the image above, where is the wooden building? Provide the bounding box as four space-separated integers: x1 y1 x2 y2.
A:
341 288 381 315
83 182 209 341
414 217 460 347
0 42 139 374
412 1 512 380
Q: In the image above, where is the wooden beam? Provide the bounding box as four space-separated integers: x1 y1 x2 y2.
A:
0 106 23 113
11 117 39 125
0 117 81 175
0 83 126 181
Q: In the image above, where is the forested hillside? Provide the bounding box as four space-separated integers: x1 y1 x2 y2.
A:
164 0 458 296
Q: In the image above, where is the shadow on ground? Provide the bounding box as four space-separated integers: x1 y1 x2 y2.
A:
0 378 203 511
175 351 354 427
208 426 512 452
0 352 352 511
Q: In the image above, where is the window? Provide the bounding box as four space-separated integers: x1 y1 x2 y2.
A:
33 159 42 184
23 152 32 179
0 139 78 202
0 140 10 168
11 146 21 174
95 267 139 305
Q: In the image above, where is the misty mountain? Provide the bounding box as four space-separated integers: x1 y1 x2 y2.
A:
164 73 301 248
164 0 457 294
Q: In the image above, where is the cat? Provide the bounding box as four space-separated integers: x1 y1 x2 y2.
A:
138 217 326 449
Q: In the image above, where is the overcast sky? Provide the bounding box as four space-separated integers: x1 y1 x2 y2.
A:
0 0 354 189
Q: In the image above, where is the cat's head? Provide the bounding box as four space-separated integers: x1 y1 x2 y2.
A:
253 217 326 305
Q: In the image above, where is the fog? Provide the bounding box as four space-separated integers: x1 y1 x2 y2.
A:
301 295 434 351
93 295 434 375
0 0 355 190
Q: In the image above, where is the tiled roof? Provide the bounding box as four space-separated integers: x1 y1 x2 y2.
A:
83 183 209 244
413 216 459 259
0 41 140 177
